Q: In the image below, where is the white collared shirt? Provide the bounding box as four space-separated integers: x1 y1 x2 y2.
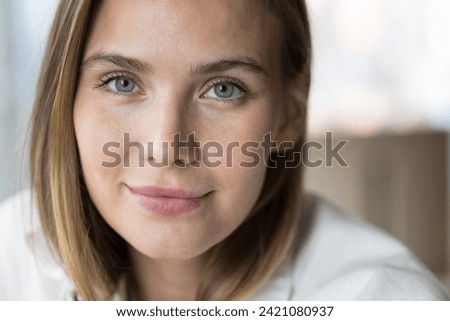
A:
0 189 448 300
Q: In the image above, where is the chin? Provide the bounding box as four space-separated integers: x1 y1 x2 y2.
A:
130 237 214 261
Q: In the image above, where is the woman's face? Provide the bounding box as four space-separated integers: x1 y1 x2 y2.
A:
74 0 287 260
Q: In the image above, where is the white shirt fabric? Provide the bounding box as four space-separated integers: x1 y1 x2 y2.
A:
0 189 448 300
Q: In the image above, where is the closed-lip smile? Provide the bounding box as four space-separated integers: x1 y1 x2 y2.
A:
127 185 206 216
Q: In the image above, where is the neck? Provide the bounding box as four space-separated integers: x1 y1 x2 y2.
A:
128 247 207 300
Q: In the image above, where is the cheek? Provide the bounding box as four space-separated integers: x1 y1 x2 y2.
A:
212 162 267 227
74 95 125 153
202 110 273 233
73 94 126 210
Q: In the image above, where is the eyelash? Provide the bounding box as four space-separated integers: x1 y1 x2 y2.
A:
202 77 250 103
94 73 251 102
95 71 141 97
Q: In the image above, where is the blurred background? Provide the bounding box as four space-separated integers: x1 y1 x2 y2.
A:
0 1 449 285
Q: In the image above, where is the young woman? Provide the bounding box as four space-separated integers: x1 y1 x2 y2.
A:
0 0 448 300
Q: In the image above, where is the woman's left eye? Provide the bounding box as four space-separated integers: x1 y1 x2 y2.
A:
203 82 245 101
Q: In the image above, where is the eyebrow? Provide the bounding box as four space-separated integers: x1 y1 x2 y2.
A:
80 53 152 73
80 53 270 78
191 58 270 78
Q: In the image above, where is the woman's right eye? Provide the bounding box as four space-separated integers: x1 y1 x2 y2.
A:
99 74 141 96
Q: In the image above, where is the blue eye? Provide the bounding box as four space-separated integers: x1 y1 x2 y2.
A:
105 76 139 94
98 72 141 96
203 81 245 100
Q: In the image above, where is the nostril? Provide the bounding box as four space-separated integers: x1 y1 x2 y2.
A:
174 159 187 168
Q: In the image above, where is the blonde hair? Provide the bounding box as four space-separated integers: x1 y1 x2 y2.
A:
30 0 311 300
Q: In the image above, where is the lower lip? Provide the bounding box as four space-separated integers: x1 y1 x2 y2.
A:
134 195 202 216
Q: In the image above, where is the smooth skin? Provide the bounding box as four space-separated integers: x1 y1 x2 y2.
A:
74 0 297 300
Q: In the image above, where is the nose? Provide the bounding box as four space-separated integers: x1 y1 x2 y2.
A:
142 96 199 168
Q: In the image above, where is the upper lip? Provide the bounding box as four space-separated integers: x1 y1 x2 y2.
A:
127 185 206 199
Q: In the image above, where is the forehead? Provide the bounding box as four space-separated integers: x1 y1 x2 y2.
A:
84 0 282 75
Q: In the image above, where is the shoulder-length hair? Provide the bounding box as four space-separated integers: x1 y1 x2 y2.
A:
29 0 311 300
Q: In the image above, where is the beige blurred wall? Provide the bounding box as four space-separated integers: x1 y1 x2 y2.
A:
303 130 449 281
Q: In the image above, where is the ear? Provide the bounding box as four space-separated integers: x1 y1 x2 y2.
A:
274 73 309 151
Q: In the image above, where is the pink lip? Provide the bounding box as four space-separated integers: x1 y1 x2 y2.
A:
127 185 203 216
